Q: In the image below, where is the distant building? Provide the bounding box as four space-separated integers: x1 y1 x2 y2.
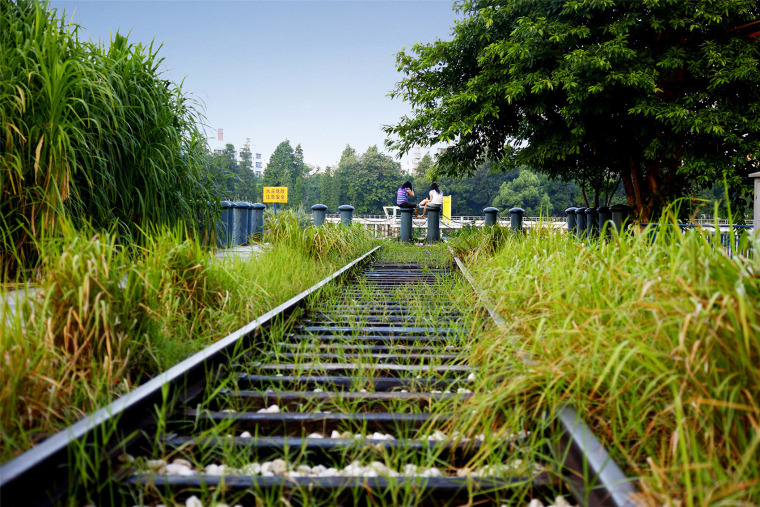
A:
412 149 422 171
254 153 264 176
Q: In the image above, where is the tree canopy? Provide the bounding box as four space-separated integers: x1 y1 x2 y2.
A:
385 0 760 220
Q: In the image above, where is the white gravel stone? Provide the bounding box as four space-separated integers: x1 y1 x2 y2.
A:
145 459 166 471
528 500 545 507
185 496 203 507
307 432 324 438
173 458 193 468
427 430 447 441
330 430 342 438
164 463 196 476
240 431 252 438
467 372 477 382
420 467 442 478
553 497 573 507
241 463 260 475
313 388 323 393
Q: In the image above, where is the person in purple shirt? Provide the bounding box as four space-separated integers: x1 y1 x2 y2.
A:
396 181 421 217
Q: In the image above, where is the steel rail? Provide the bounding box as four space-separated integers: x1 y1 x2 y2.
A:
449 247 640 507
0 245 381 506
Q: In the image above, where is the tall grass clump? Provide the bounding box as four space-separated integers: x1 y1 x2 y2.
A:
1 216 378 462
264 209 377 261
0 0 214 278
458 216 760 504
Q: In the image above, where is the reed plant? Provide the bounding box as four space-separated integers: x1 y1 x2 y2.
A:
454 215 760 504
0 0 214 277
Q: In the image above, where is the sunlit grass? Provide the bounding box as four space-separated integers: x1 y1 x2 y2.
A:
452 216 760 505
0 217 377 463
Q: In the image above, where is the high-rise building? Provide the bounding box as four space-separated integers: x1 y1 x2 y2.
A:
254 153 264 176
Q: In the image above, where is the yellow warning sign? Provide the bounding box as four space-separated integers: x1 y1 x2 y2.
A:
263 186 288 203
442 195 452 224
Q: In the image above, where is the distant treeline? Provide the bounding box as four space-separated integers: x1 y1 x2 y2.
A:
217 142 730 218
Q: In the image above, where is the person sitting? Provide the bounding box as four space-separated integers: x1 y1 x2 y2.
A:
418 182 444 217
396 181 422 218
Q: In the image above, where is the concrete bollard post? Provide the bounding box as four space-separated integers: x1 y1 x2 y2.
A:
598 206 611 235
427 207 441 242
509 207 525 232
311 204 328 226
750 172 760 233
586 207 599 238
338 205 354 226
251 203 266 238
399 207 413 241
610 204 632 234
576 208 588 238
233 202 249 245
245 203 256 242
217 201 233 248
565 207 578 234
483 207 499 226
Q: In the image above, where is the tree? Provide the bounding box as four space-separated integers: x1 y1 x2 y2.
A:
263 140 295 199
493 169 552 216
385 0 760 221
212 143 238 198
415 153 435 181
237 139 257 201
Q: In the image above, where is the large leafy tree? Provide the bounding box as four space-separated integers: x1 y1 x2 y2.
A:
385 0 760 220
264 140 295 189
493 169 552 216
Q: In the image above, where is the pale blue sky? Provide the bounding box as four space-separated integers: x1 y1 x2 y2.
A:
49 0 459 170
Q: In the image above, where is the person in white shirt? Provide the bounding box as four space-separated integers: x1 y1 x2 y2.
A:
418 182 444 217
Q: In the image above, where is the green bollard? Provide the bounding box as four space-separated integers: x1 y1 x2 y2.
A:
426 207 441 242
565 207 578 235
217 200 233 248
251 203 265 238
338 205 354 226
598 206 611 236
233 201 249 245
610 204 632 234
586 207 599 238
509 207 525 232
483 207 499 226
399 207 413 241
311 204 328 226
576 208 588 238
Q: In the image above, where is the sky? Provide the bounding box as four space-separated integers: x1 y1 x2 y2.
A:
48 0 460 171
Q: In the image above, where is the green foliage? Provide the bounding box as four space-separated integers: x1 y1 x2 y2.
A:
264 209 377 261
236 140 258 202
493 169 552 216
0 1 214 276
463 217 760 504
385 0 760 220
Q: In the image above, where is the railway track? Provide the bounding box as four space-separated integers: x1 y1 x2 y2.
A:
0 245 637 506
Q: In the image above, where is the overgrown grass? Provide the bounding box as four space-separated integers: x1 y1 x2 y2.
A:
0 0 215 277
453 217 760 505
0 218 377 463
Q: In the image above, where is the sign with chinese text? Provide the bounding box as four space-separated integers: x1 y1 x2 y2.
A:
263 186 288 203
